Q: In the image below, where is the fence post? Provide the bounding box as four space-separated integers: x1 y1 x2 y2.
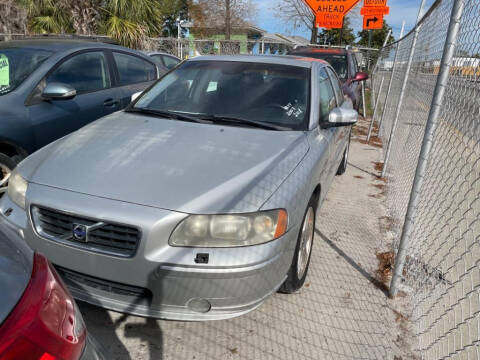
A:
381 0 427 178
362 82 367 118
370 28 392 110
371 76 376 110
378 21 406 134
366 76 385 141
389 0 465 298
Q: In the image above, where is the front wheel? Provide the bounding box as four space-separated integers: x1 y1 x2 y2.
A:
279 198 316 294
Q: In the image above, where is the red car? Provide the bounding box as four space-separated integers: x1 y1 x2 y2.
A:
0 218 105 360
288 47 368 110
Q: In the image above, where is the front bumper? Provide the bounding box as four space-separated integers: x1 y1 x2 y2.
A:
0 183 298 321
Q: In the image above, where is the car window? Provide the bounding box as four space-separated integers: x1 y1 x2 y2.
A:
292 52 348 80
318 67 336 122
47 51 110 93
0 48 52 96
150 55 165 68
113 52 156 86
135 61 311 130
351 53 359 74
162 55 180 69
326 67 344 106
348 54 357 77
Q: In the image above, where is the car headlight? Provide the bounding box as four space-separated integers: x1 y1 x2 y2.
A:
169 209 288 247
7 170 28 210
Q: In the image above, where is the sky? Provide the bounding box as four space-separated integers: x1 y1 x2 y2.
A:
251 0 436 41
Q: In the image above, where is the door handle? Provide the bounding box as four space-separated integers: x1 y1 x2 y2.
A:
103 98 119 107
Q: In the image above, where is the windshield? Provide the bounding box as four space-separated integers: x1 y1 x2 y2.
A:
134 61 310 130
294 52 348 80
0 47 52 96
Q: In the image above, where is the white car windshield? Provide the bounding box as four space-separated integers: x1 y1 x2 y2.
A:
0 47 52 96
134 60 311 130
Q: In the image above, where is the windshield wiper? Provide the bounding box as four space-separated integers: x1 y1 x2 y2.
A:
199 114 289 131
125 108 211 124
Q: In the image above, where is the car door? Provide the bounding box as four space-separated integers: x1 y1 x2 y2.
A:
111 51 157 108
326 67 350 169
27 50 122 148
317 67 340 185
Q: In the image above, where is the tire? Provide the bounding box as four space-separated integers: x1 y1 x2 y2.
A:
0 153 20 195
279 197 316 294
336 131 351 176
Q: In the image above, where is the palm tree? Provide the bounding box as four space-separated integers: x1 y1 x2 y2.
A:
16 0 177 48
0 0 27 36
18 0 72 34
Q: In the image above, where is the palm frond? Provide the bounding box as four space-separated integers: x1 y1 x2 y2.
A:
104 15 146 48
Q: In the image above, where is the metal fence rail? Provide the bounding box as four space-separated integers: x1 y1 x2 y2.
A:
373 0 480 358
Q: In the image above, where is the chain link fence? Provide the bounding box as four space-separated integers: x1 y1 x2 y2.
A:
143 37 296 58
0 34 296 57
370 0 480 358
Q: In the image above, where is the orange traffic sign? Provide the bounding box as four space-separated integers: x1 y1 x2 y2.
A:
304 0 361 28
360 6 389 15
363 15 384 29
364 0 387 6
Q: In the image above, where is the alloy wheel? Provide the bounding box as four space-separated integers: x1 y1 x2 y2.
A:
297 206 315 279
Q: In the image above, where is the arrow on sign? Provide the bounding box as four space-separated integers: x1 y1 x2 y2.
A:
366 16 378 27
363 15 384 29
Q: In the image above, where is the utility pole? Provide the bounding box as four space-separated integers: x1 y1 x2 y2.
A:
311 17 318 44
225 0 231 40
338 18 345 46
367 30 372 70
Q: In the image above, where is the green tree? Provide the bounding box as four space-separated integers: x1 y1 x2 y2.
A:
17 0 186 48
318 17 356 46
17 0 73 33
160 0 189 37
357 21 394 48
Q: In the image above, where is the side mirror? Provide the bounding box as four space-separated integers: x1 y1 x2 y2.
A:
42 83 76 100
353 71 369 82
131 91 142 103
328 107 358 127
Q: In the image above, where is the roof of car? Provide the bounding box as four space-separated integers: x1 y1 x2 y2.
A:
188 54 329 68
146 51 180 59
290 47 347 55
0 38 129 52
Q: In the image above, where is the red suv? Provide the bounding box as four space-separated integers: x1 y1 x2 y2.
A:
288 47 368 110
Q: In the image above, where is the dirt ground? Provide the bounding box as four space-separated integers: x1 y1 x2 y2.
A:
79 116 416 360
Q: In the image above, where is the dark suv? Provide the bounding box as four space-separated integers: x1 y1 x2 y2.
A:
288 47 368 110
0 39 167 194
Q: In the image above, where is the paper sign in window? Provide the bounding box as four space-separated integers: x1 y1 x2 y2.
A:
0 54 9 87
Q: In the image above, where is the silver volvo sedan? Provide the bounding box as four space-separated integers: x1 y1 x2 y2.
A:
0 55 358 321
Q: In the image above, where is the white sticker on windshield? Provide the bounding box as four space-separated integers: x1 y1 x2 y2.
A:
0 54 9 87
282 102 303 118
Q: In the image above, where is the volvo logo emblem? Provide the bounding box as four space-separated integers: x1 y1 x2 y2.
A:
71 222 106 243
72 224 88 242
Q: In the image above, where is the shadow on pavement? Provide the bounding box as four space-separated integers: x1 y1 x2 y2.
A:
348 162 381 179
315 229 389 296
78 301 132 360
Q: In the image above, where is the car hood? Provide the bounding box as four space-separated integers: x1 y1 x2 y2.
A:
20 112 309 214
